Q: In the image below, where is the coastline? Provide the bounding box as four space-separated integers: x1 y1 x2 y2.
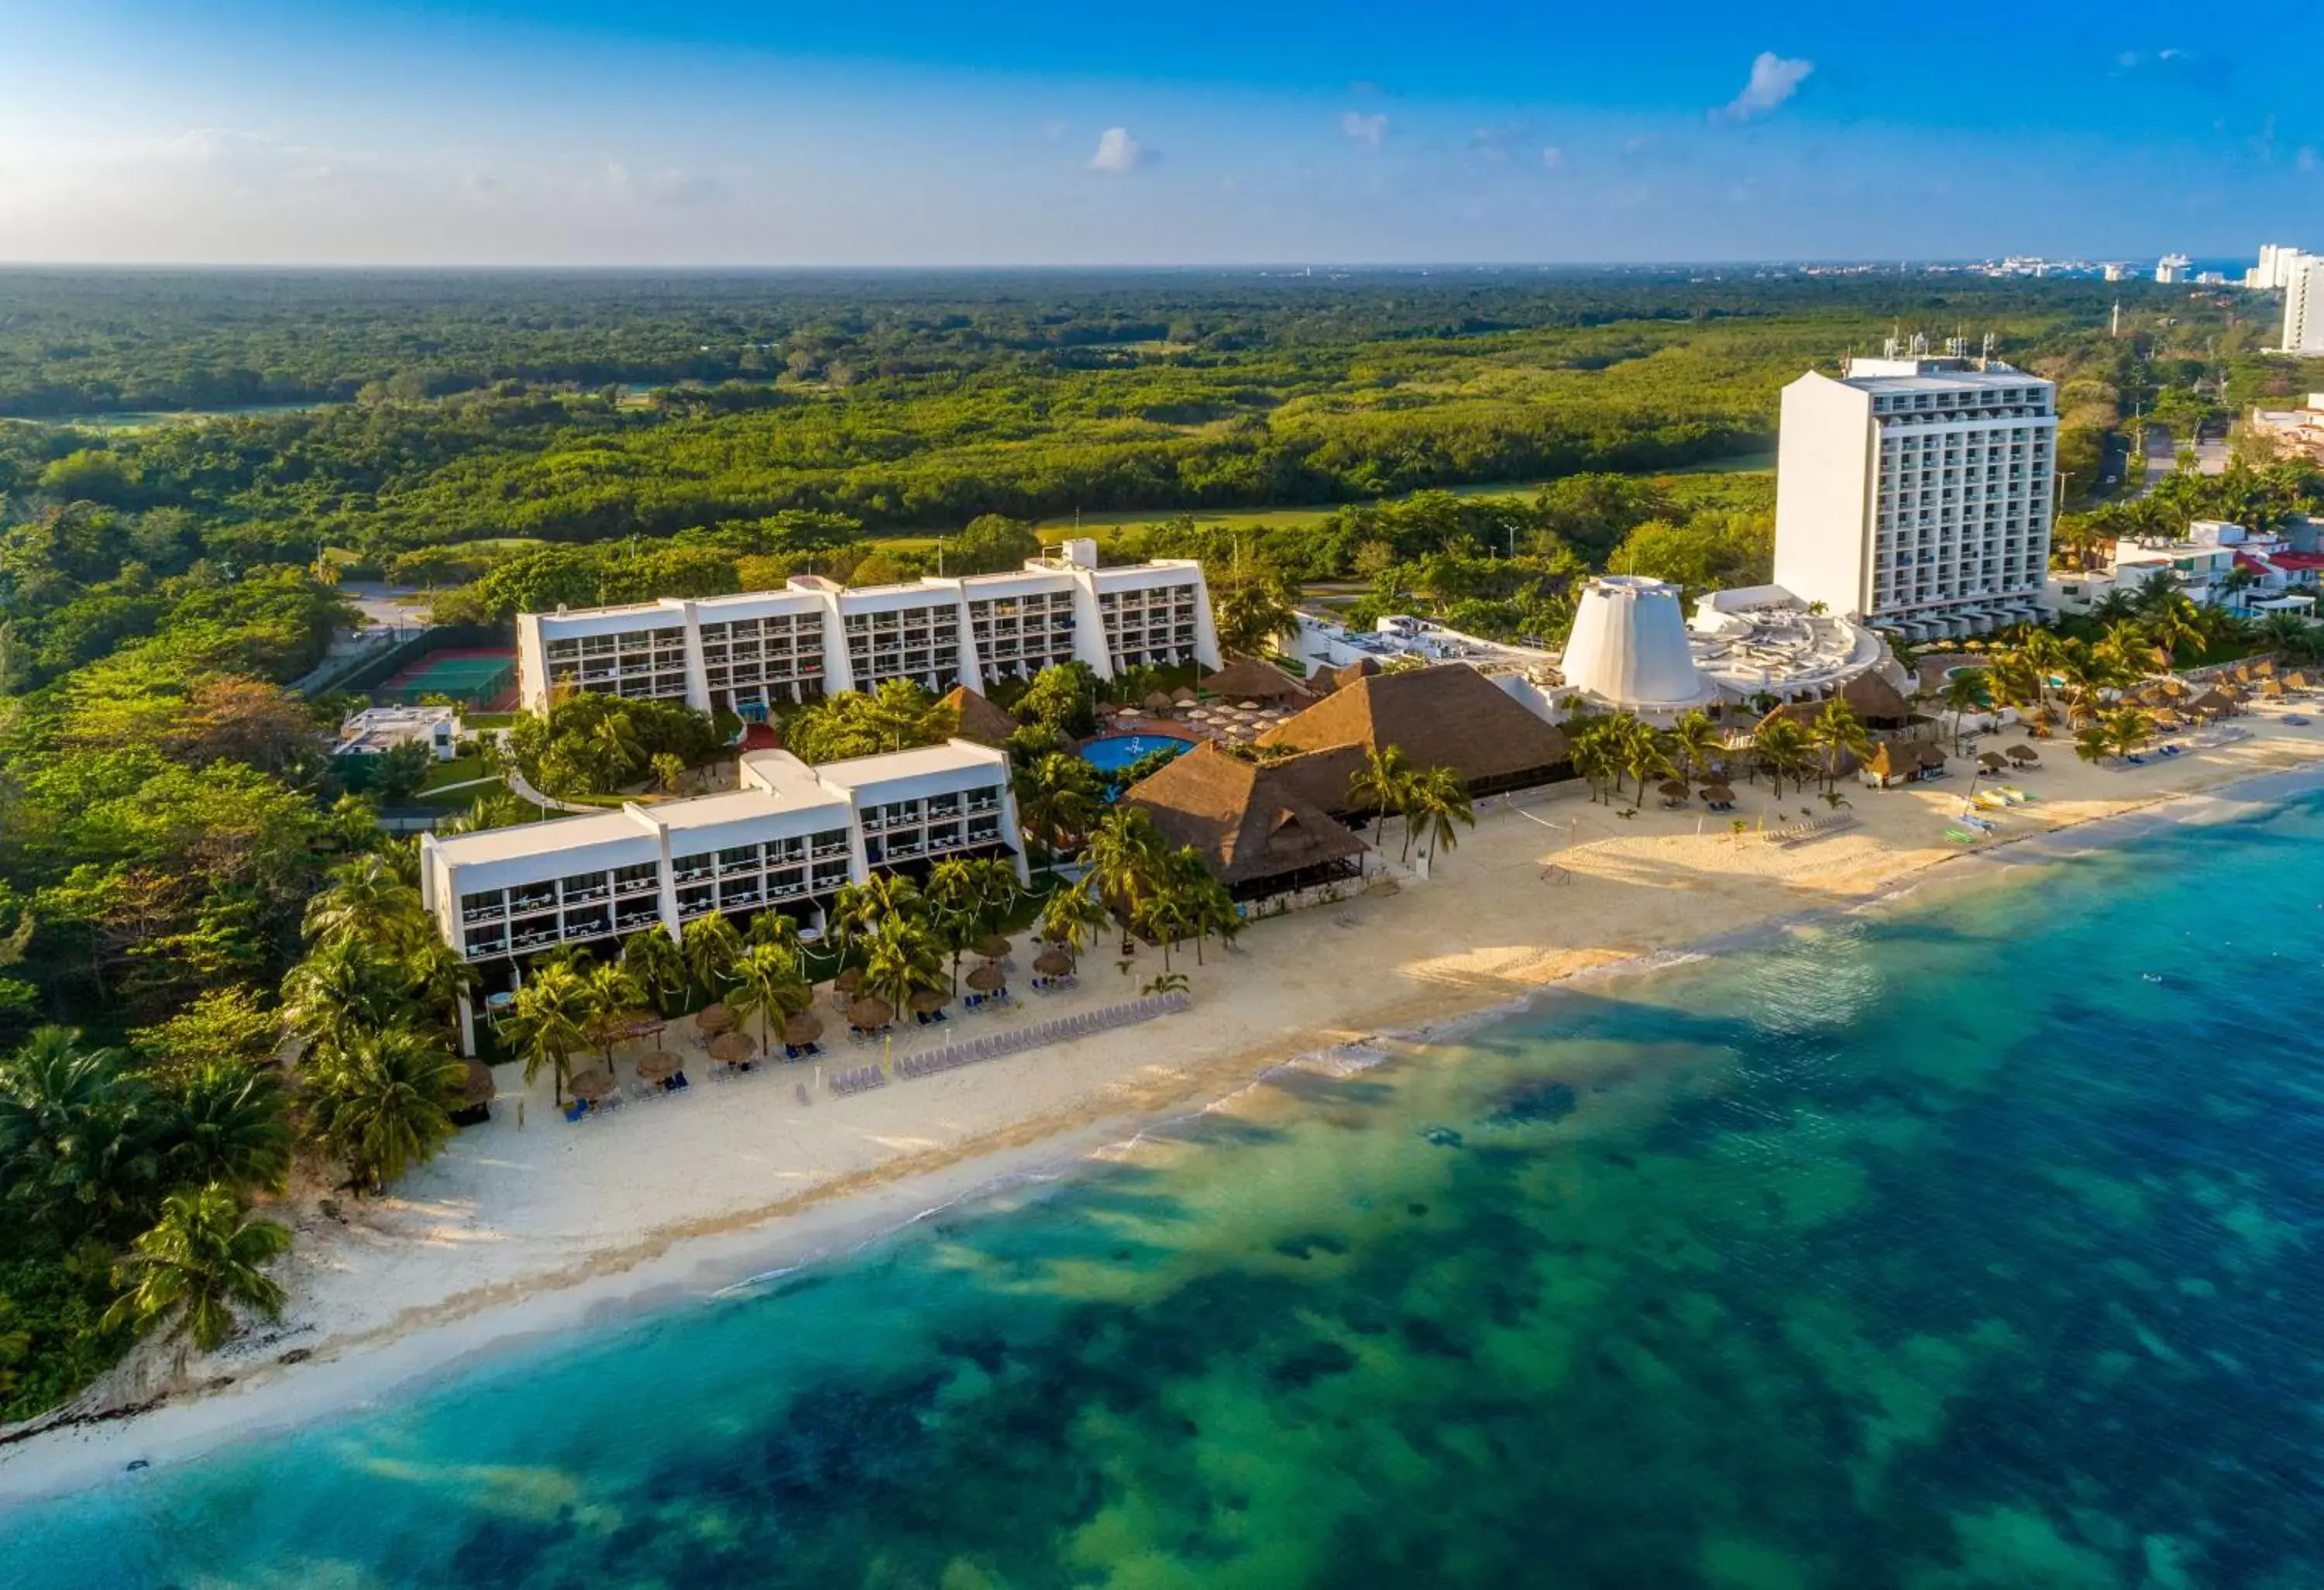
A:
7 721 2324 1506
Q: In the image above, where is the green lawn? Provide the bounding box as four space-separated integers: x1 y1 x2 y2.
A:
419 753 490 791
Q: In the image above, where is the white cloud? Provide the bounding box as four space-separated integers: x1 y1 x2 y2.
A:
1721 51 1813 120
1342 111 1388 150
1541 146 1565 170
1088 127 1154 174
2302 146 2319 173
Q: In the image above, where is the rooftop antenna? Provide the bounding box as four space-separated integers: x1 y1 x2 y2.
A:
1908 330 1930 357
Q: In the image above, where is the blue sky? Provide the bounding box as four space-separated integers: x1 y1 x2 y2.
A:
2 1 2318 265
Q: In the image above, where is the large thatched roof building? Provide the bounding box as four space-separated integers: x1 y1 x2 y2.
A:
1255 662 1572 797
1199 656 1317 703
1124 742 1366 901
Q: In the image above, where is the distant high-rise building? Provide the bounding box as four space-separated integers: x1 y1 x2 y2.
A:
2248 243 2315 291
2155 253 2192 284
1773 356 2058 642
2283 260 2324 353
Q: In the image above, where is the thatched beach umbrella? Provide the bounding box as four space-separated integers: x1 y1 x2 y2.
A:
1702 783 1737 803
1978 752 2008 772
833 967 864 995
709 1031 756 1067
1657 778 1690 798
569 1067 617 1103
634 1049 682 1084
1143 691 1173 711
976 934 1012 961
1171 687 1197 704
2006 744 2039 765
782 1010 824 1047
966 962 1006 993
459 1059 497 1110
2254 659 2278 678
2261 679 2288 697
848 996 895 1031
909 988 948 1016
1033 946 1074 977
694 1003 735 1038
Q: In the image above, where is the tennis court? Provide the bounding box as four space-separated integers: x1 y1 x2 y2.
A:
376 647 517 708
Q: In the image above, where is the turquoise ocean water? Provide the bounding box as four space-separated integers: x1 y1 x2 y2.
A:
10 781 2324 1588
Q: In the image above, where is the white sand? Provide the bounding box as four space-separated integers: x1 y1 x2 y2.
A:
9 707 2324 1499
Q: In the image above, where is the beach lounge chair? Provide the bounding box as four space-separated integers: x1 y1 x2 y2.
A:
564 1101 589 1123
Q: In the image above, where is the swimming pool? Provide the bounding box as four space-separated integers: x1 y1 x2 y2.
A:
1080 732 1195 773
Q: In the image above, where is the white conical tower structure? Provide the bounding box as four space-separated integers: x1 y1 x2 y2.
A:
1559 576 1719 711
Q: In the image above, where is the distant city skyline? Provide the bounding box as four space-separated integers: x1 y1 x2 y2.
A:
5 3 2322 267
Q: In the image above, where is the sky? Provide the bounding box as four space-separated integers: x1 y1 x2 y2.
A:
2 1 2320 267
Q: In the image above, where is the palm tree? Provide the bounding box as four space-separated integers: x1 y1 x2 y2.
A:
858 914 944 1015
280 939 410 1056
726 941 809 1054
1013 754 1104 869
833 873 923 958
1037 877 1109 969
105 1184 290 1354
1753 718 1811 799
621 927 687 1016
1566 720 1619 805
1212 576 1300 657
2073 722 2116 765
1808 700 1872 792
2089 588 2140 625
301 852 427 952
304 1027 466 1192
680 910 742 1005
499 961 593 1106
1937 668 1991 753
2147 596 2205 666
0 1027 164 1241
2260 608 2322 663
1669 709 1724 781
1142 972 1191 998
404 936 479 1038
1404 766 1475 869
163 1063 294 1194
580 961 648 1069
924 856 984 993
2106 705 2154 761
1082 805 1170 921
1347 745 1415 851
864 680 956 753
1614 716 1673 812
586 711 643 787
651 752 686 794
1133 883 1196 974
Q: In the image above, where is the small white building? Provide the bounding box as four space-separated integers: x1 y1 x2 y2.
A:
335 704 461 761
514 539 1219 718
419 738 1024 1051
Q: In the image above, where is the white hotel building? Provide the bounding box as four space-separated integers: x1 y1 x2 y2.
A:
419 740 1024 1050
1773 356 2058 642
514 539 1221 716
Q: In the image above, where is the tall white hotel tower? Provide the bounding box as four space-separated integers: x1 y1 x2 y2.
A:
1772 348 2058 642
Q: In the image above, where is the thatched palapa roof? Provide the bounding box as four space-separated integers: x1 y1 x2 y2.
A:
1254 663 1570 792
1308 656 1382 695
1199 657 1316 703
1125 741 1366 891
1865 738 1945 780
941 686 1020 748
1839 671 1914 725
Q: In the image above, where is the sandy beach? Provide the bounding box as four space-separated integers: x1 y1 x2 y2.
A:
10 707 2324 1502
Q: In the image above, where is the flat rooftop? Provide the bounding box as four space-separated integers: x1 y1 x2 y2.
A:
1838 357 2051 396
429 809 650 866
810 741 1004 788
